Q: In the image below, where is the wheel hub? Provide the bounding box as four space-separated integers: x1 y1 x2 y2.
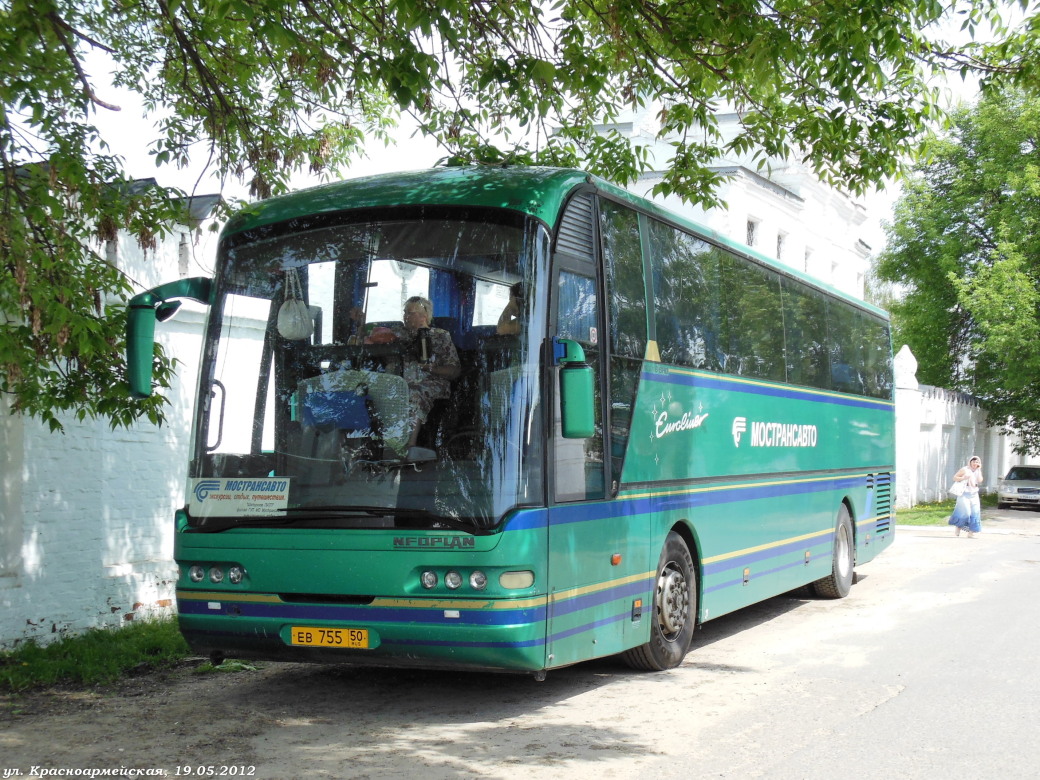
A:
657 565 689 639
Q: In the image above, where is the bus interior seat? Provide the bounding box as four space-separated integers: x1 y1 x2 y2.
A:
477 333 519 372
431 316 458 338
454 324 496 352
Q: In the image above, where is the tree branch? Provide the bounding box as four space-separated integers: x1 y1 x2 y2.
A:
47 12 122 112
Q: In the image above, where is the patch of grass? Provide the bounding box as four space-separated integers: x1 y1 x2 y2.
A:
895 492 997 526
193 659 260 675
0 618 191 693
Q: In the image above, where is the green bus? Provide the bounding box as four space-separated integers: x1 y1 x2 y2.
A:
127 166 894 676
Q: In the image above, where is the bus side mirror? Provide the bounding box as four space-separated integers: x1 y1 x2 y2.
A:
554 338 595 439
127 277 213 398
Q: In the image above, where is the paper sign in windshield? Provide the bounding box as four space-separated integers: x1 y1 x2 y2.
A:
189 478 290 517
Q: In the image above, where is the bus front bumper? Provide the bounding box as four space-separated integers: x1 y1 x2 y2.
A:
176 590 549 673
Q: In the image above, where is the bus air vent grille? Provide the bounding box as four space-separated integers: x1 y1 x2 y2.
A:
872 472 893 532
555 193 595 263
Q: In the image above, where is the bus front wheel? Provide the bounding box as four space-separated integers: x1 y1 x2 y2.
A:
812 505 855 599
622 531 696 671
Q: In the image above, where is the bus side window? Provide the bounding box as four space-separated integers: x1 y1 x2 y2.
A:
555 270 605 502
601 201 647 490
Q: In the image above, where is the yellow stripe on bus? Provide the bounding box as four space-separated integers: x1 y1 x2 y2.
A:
701 528 834 565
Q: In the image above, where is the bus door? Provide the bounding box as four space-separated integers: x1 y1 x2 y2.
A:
545 193 648 667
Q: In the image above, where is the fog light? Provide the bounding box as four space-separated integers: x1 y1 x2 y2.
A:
209 566 224 583
228 566 245 584
189 566 205 583
469 571 488 590
420 570 438 589
444 571 462 589
499 570 535 589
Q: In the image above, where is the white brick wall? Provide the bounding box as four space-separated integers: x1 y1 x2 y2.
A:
0 223 213 648
894 344 1025 508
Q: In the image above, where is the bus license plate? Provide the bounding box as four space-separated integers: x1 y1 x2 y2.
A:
290 627 369 649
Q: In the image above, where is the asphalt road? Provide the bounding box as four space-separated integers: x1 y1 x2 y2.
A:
3 508 1040 779
657 508 1040 779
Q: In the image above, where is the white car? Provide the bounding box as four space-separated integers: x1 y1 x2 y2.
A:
997 466 1040 510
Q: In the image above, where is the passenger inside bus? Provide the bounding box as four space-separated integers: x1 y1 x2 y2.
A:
496 283 524 335
380 295 461 461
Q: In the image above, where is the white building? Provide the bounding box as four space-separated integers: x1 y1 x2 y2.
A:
607 105 872 299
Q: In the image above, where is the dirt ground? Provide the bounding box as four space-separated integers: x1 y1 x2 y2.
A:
0 658 282 772
0 654 664 779
3 508 1038 780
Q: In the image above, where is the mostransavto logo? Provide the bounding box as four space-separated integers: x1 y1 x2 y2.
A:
732 417 748 446
732 417 818 448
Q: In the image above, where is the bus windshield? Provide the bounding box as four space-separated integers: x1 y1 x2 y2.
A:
187 208 549 533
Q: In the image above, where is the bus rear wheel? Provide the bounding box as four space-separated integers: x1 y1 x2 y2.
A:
622 531 696 671
812 505 855 599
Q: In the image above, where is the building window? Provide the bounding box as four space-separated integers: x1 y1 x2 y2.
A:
178 232 190 278
776 233 786 261
746 219 759 247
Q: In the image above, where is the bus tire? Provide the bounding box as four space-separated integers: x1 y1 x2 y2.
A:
812 505 854 599
622 531 696 671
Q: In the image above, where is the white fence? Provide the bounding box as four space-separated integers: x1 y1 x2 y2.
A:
894 345 1026 508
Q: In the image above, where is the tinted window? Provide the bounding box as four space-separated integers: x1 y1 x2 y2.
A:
643 214 891 399
716 251 785 381
601 200 647 489
648 220 721 369
781 278 831 390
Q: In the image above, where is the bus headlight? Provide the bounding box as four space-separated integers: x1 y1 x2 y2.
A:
228 566 245 584
209 566 224 584
188 566 205 583
444 571 463 589
420 570 438 589
469 571 488 590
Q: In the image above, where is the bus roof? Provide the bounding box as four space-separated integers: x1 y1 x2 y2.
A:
222 165 886 319
222 166 592 237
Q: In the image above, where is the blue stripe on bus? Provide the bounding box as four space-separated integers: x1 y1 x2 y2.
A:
703 555 823 594
386 609 634 649
541 474 865 527
656 475 865 513
178 600 547 626
188 614 633 651
504 509 549 531
381 636 548 648
546 610 633 643
643 368 893 411
549 577 653 618
184 627 547 650
181 573 650 626
701 536 834 576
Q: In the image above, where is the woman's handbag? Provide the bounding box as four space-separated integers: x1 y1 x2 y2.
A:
949 479 966 497
277 268 314 340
